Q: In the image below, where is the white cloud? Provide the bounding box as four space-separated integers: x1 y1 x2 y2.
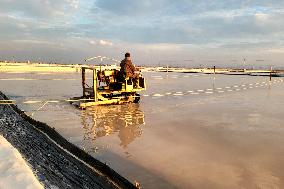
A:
89 39 114 46
255 13 269 22
13 39 55 45
68 0 79 9
99 40 113 46
0 0 79 19
89 40 96 45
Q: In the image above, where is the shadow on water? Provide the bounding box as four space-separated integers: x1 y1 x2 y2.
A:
81 103 145 148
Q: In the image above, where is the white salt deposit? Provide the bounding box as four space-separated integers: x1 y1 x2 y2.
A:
0 135 43 189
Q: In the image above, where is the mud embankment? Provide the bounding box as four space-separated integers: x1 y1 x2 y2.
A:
0 91 137 189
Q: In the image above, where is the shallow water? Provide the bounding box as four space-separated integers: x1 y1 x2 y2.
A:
1 71 284 189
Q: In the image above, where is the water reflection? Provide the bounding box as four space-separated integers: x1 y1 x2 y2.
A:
81 103 145 148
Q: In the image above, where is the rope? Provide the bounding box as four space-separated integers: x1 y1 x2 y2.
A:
30 101 49 117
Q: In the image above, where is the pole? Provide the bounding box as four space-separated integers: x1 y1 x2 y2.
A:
93 68 97 102
270 66 272 82
82 67 86 97
243 58 246 72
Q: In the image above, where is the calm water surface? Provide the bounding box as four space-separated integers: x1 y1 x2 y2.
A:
0 71 284 189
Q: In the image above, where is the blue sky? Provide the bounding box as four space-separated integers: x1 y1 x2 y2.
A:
0 0 284 67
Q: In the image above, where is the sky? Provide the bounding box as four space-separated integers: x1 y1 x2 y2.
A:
0 0 284 68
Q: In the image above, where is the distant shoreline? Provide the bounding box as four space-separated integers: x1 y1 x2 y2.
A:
1 61 284 76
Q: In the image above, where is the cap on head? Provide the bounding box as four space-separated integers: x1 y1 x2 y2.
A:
125 52 131 57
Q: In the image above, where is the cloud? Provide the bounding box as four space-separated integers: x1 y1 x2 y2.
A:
69 0 79 9
0 0 284 67
90 0 284 46
94 0 171 16
255 13 269 20
89 39 113 46
99 40 113 46
94 0 284 17
0 0 79 18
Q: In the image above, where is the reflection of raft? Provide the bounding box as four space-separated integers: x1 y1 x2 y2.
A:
81 104 145 148
71 67 146 109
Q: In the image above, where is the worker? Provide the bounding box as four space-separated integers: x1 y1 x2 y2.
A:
120 52 139 87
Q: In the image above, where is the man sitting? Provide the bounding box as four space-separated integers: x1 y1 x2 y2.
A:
120 52 140 87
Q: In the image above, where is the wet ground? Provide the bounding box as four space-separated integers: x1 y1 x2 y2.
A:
1 71 284 189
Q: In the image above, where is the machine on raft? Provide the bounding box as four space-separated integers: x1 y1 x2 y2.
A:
70 56 146 109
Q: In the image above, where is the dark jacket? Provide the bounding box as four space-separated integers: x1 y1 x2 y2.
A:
120 58 135 78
